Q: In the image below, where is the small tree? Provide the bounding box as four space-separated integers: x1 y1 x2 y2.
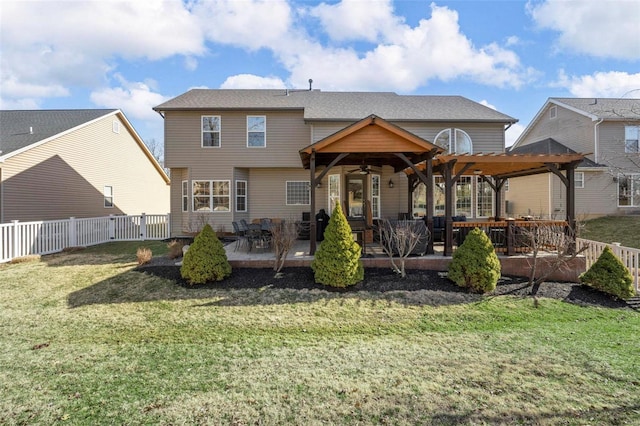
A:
519 222 588 295
270 221 300 274
180 224 231 285
448 227 501 293
580 246 635 300
379 219 426 277
311 204 364 287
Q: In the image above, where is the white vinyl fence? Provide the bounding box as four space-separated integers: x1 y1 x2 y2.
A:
1 214 170 263
576 238 640 294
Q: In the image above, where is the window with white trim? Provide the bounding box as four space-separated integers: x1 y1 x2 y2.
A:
456 176 472 217
434 128 473 154
371 174 381 218
618 174 640 207
247 115 266 147
434 176 445 216
625 125 639 153
202 116 221 147
504 179 509 192
476 178 494 218
550 105 557 119
328 174 340 212
575 172 584 189
236 180 247 212
112 120 120 134
182 181 188 212
192 180 230 212
286 181 310 205
104 186 113 208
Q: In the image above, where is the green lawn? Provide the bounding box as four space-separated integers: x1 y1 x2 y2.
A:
1 242 639 425
580 215 640 249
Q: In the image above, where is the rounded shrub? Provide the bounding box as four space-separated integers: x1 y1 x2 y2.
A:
579 246 635 300
311 204 364 287
180 224 232 285
448 227 501 293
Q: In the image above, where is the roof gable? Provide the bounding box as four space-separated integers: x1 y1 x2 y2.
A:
0 109 117 158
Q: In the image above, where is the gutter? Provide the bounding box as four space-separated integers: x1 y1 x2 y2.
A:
593 118 604 163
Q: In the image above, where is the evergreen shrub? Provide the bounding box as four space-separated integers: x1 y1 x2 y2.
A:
311 204 364 287
448 227 501 293
579 246 635 300
180 224 232 285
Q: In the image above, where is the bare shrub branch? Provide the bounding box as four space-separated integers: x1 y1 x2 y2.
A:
270 221 300 273
379 219 427 278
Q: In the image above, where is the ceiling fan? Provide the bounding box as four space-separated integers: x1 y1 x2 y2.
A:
347 163 372 175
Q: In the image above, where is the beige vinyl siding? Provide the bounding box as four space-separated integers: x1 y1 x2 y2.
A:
1 114 169 223
505 174 551 218
574 171 619 219
311 122 506 153
518 104 595 160
598 121 640 173
164 110 310 169
170 168 187 235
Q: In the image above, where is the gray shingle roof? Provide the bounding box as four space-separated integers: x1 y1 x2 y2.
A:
0 109 117 157
552 98 640 120
509 138 601 168
154 89 517 123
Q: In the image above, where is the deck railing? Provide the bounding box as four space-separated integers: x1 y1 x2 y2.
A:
576 238 639 294
454 220 568 255
0 214 170 263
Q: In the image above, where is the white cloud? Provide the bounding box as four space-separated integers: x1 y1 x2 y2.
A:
309 0 403 42
505 123 525 147
284 4 531 91
191 0 292 50
220 74 287 89
90 75 169 122
479 100 497 110
528 0 640 60
0 0 204 104
554 70 640 98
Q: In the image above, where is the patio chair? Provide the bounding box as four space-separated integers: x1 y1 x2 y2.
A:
232 221 249 252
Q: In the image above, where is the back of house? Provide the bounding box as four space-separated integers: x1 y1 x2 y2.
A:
154 89 516 237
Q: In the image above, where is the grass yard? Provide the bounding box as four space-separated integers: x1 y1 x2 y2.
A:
580 215 640 249
1 241 639 425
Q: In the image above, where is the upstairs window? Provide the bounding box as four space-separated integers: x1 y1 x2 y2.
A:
625 125 639 153
247 115 266 147
104 186 113 208
202 116 221 147
549 105 557 119
434 128 473 154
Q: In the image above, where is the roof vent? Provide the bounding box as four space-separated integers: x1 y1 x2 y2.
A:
29 126 33 134
308 79 313 91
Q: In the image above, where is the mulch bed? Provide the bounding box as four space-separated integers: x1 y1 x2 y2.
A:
137 256 633 309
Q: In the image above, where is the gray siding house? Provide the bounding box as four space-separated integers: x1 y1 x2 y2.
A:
507 98 640 219
0 109 170 223
154 89 517 237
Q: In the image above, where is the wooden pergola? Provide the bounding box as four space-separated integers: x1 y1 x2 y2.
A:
299 115 444 254
300 114 586 257
408 152 586 255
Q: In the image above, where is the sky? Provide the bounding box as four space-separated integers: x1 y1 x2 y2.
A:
1 0 639 154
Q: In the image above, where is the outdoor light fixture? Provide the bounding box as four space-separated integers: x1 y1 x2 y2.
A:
473 169 483 175
388 179 394 188
316 181 322 188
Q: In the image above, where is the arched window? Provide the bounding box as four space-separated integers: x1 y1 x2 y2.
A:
434 128 473 154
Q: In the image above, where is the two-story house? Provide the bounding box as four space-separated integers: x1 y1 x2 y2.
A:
507 98 640 220
0 109 170 223
154 89 520 240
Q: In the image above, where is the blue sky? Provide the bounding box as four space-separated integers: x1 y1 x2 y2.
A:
1 0 639 152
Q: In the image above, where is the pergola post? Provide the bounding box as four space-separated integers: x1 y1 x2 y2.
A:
425 152 435 254
310 150 317 255
443 162 455 256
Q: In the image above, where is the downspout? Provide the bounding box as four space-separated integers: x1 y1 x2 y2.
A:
593 118 603 163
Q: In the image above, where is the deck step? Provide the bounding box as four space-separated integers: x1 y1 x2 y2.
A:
627 296 640 310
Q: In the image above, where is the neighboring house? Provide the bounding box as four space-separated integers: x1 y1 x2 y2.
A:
507 98 640 220
0 109 170 223
154 89 518 237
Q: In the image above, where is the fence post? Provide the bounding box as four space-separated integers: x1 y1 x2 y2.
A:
167 212 171 239
11 220 20 259
109 215 116 240
69 217 77 247
140 213 147 240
